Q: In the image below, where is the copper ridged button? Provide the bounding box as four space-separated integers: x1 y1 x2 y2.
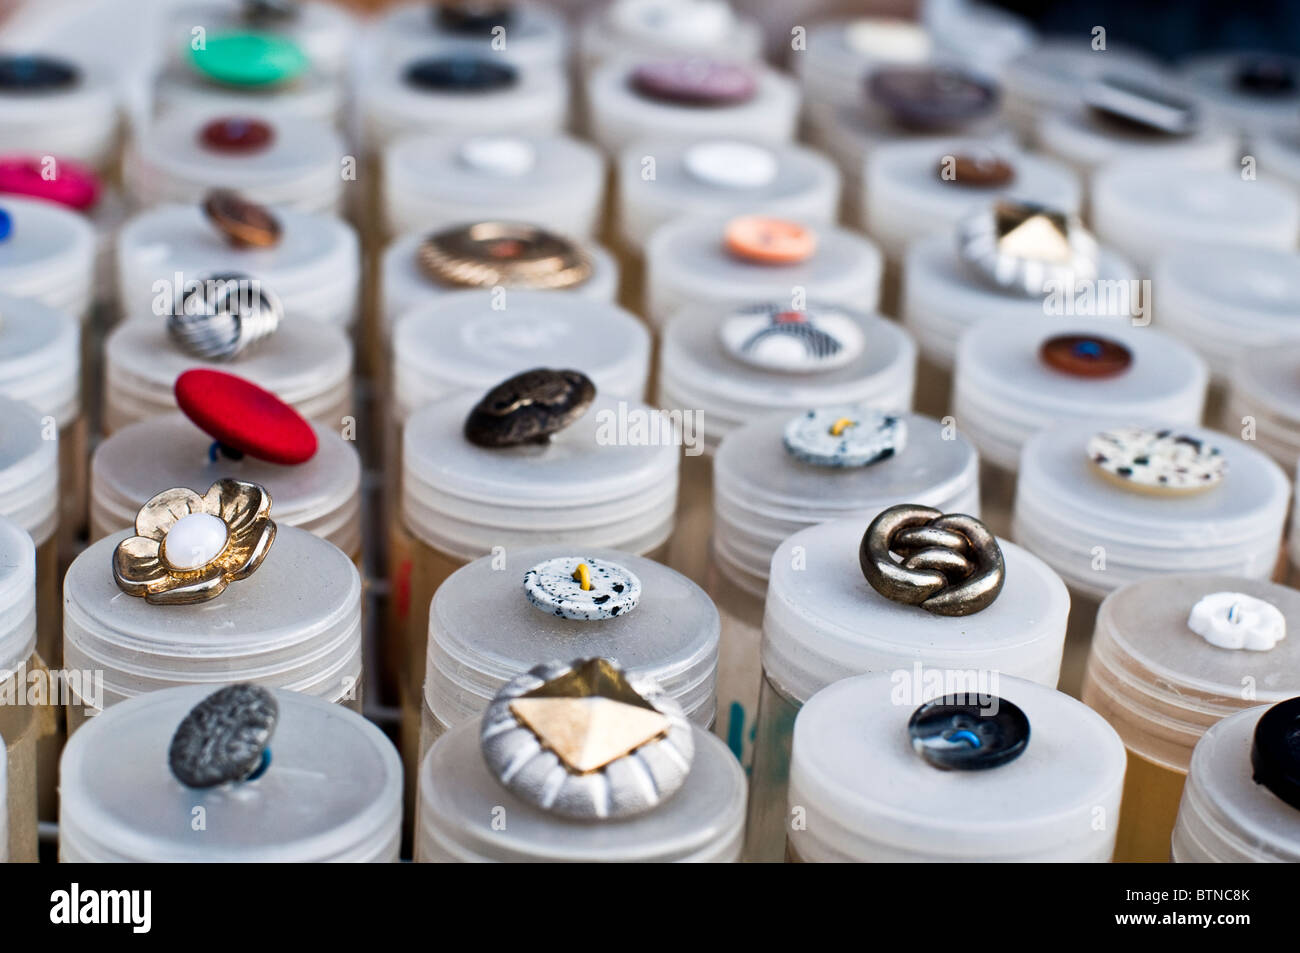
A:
202 188 282 248
417 222 592 288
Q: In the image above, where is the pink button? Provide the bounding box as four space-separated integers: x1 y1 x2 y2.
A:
0 155 100 211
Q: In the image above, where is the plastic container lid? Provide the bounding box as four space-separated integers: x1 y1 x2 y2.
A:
154 62 342 126
164 0 356 75
645 213 882 330
115 201 359 328
658 301 916 454
382 131 605 240
417 720 744 862
0 52 118 168
577 0 763 73
1153 243 1300 380
585 58 800 156
90 413 361 555
794 18 934 109
1173 705 1300 862
0 515 35 674
64 527 362 710
59 685 399 862
955 317 1208 471
713 412 979 596
359 53 567 151
0 396 57 546
1255 131 1300 195
1180 51 1300 139
0 194 96 320
616 136 840 253
902 231 1137 369
123 110 345 214
0 291 80 426
381 229 618 335
763 517 1068 704
391 290 650 421
425 545 718 729
1226 343 1300 471
865 137 1082 260
375 1 569 70
1013 421 1290 599
402 394 679 560
999 39 1167 131
103 316 351 434
1083 574 1300 773
920 0 1035 74
1092 160 1300 273
788 672 1125 861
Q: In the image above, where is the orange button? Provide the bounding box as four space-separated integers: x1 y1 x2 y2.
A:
724 216 817 265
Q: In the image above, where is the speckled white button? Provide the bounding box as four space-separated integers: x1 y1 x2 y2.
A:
783 407 907 468
161 513 229 571
523 556 642 620
683 140 778 189
1188 591 1285 651
720 303 865 372
1087 426 1226 494
458 136 537 177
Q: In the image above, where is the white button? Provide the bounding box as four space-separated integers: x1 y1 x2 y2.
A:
683 140 778 189
458 136 537 177
162 512 230 571
1188 591 1286 651
844 18 932 62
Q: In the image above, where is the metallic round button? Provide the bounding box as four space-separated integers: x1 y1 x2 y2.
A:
724 215 817 265
1251 697 1300 811
1087 426 1226 495
464 367 596 448
956 199 1099 297
202 188 282 248
909 695 1030 771
199 117 275 153
175 368 317 465
1235 56 1297 96
436 1 514 34
868 65 999 131
404 55 517 92
418 221 591 289
939 152 1015 188
190 31 308 88
170 271 283 361
630 59 758 107
169 683 279 788
0 54 79 92
0 155 100 210
1040 333 1133 379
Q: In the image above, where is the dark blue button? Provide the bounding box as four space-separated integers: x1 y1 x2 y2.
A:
1235 57 1297 96
404 55 517 92
0 54 79 92
1251 696 1300 811
908 695 1030 771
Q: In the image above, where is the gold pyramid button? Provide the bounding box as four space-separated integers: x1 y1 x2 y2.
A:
510 696 670 773
995 202 1073 263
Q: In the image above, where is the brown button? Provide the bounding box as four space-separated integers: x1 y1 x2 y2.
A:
1040 333 1132 378
724 216 817 265
417 221 592 288
868 66 999 131
464 368 596 448
938 153 1016 187
199 117 275 154
202 189 282 248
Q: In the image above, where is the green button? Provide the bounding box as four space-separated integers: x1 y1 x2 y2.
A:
189 32 307 88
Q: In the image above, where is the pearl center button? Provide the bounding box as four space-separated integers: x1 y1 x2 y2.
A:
162 513 230 571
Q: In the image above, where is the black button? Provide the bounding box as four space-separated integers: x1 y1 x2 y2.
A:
1251 696 1300 811
404 55 517 92
436 2 515 35
867 66 999 131
0 54 79 92
1235 57 1297 96
464 367 596 448
908 695 1030 771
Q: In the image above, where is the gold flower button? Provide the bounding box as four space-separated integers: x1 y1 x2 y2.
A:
112 479 277 605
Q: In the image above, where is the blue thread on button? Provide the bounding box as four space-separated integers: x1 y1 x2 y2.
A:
948 729 981 748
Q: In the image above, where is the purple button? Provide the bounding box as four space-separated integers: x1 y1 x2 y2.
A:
868 66 999 131
629 59 758 107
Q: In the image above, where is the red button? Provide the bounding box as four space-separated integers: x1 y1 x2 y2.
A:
199 117 275 154
175 369 318 465
0 155 100 210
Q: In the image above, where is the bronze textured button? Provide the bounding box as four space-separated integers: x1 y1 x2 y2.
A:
868 65 999 130
1235 56 1297 96
938 152 1016 187
0 54 79 92
1084 76 1198 136
436 0 514 33
417 221 592 289
202 188 282 248
404 55 517 92
629 59 758 107
464 368 596 448
199 116 275 153
1040 333 1133 379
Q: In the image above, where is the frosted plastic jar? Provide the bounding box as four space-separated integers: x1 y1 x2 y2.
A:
1224 344 1300 471
153 60 343 127
584 57 800 156
901 230 1136 416
747 517 1069 862
0 517 39 862
103 316 353 435
417 720 744 862
1092 161 1299 273
645 214 882 330
123 111 346 214
163 0 356 76
1180 51 1300 140
954 317 1208 537
787 672 1125 861
90 413 361 558
381 132 604 241
920 0 1035 74
1255 131 1300 197
0 194 96 323
1172 704 1300 862
64 526 363 733
576 0 763 76
115 201 360 329
658 301 916 584
1082 574 1300 862
0 52 118 169
708 411 980 768
373 1 568 70
60 685 400 862
1015 421 1290 698
792 18 934 110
